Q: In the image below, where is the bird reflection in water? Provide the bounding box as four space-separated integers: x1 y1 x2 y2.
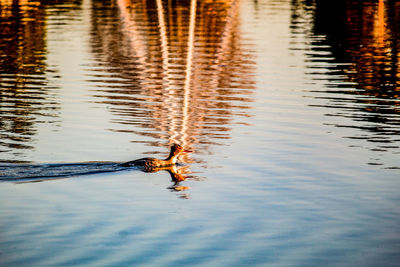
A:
138 164 192 198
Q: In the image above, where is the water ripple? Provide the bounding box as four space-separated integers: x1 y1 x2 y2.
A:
86 0 256 154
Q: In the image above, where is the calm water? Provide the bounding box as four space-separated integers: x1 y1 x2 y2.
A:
1 0 400 265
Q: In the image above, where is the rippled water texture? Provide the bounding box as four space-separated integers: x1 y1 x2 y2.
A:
1 0 400 266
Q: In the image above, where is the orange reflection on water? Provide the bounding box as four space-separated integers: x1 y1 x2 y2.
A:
0 0 60 161
90 0 255 156
301 0 400 154
342 0 400 94
375 0 386 46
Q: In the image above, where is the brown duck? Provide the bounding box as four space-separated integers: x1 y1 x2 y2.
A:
122 144 192 168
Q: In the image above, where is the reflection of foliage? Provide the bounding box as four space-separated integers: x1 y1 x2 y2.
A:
0 1 48 155
291 0 400 148
0 0 81 161
312 0 400 96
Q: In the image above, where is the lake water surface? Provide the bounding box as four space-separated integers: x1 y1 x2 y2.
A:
1 0 400 266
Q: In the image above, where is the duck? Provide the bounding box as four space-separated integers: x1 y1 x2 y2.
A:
121 143 192 168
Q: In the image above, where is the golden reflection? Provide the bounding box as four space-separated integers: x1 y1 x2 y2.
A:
375 0 386 46
344 0 398 93
311 0 400 95
90 0 255 156
294 0 400 155
0 0 63 162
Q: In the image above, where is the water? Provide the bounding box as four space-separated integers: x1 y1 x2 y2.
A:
1 0 399 265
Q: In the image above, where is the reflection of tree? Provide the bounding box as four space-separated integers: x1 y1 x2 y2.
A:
291 0 400 147
89 0 255 155
313 0 400 94
0 0 70 162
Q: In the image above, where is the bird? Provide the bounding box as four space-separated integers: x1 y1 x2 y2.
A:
121 144 192 168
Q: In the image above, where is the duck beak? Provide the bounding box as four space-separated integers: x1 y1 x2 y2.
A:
183 149 192 153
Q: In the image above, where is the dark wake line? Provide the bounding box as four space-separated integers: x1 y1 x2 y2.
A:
0 162 133 183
